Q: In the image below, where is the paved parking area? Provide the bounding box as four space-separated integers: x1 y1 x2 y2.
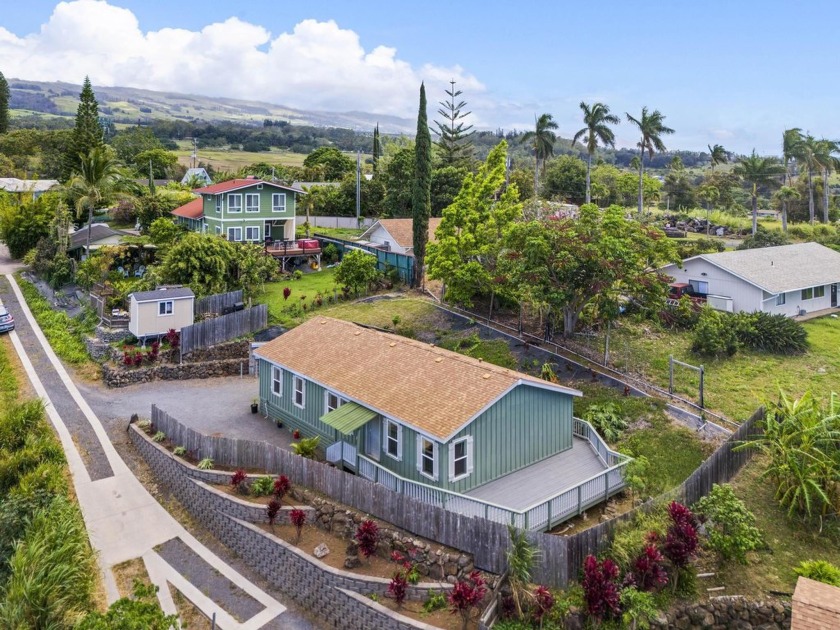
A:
78 375 295 448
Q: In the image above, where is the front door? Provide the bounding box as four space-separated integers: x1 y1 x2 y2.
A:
833 284 838 308
365 418 381 461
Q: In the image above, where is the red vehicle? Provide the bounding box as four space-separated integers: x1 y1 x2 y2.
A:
668 283 706 303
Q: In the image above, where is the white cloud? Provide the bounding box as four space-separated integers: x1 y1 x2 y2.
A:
0 0 485 119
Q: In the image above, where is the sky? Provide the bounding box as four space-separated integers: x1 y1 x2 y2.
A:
1 0 838 155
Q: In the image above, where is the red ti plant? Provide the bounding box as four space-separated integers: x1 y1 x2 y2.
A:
388 570 409 608
532 585 555 626
283 287 291 301
662 501 699 592
354 519 380 560
581 555 621 623
123 351 133 366
632 542 669 592
290 508 306 543
448 570 487 630
230 469 248 493
266 499 281 531
165 328 180 349
273 475 291 502
132 351 144 367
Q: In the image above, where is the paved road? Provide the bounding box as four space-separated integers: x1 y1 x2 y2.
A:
3 273 315 630
0 243 23 275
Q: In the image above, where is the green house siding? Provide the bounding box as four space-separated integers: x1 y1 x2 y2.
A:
196 183 298 242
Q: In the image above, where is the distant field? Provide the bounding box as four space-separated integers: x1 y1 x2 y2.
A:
174 143 308 172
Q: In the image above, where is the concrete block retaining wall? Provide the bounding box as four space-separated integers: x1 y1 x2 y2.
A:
129 426 455 628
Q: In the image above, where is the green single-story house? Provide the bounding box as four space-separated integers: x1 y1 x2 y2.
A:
255 318 625 502
172 177 302 243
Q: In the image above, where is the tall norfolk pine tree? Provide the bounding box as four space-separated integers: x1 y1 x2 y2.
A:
412 83 432 289
65 76 104 180
432 79 475 167
0 71 9 134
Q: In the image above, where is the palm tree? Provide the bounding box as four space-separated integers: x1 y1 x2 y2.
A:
773 186 801 232
793 134 823 225
733 150 784 234
696 184 720 235
707 144 728 170
521 113 558 197
814 138 840 223
781 128 803 230
67 146 133 255
625 107 674 215
572 102 620 204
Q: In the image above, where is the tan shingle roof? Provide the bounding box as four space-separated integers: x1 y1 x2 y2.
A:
792 577 840 629
255 317 580 440
369 218 443 252
684 242 840 294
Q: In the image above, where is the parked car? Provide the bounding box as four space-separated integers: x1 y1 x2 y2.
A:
0 300 14 333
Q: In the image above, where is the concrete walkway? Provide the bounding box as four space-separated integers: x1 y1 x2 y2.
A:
3 273 310 629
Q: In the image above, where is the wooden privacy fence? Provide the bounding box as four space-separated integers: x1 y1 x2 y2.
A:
149 405 764 587
179 304 267 356
195 290 244 317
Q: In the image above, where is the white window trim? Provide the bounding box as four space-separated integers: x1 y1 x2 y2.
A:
215 195 222 213
227 227 242 242
245 193 260 213
158 300 173 316
417 437 438 481
271 366 282 396
324 390 345 414
293 376 306 409
449 436 474 482
383 419 402 461
227 193 242 213
245 226 261 242
272 193 286 213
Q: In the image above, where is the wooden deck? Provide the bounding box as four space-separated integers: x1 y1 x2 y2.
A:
265 243 321 258
465 437 607 511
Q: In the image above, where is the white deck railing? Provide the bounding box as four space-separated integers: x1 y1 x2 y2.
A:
356 419 631 531
325 440 357 469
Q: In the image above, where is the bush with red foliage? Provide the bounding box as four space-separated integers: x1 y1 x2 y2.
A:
123 351 133 366
165 328 180 349
292 429 301 440
663 502 699 570
632 543 669 591
273 475 291 501
532 585 555 624
149 341 160 362
581 555 621 623
354 519 380 559
283 287 291 301
290 508 306 543
266 499 281 530
230 469 247 492
388 570 408 608
132 351 144 367
448 571 487 628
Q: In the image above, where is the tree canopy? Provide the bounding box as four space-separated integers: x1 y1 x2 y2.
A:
432 79 475 168
65 77 104 180
0 71 9 135
302 146 355 181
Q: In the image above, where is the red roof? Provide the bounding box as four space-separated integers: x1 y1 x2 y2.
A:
193 179 299 194
171 197 204 220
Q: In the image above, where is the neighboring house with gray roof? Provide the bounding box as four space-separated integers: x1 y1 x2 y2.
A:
181 168 213 186
128 287 195 339
661 242 840 317
67 224 129 257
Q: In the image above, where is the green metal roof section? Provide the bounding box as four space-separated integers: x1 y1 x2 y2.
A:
320 402 376 435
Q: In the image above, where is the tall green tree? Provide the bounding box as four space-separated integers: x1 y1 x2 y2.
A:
781 128 803 230
793 134 822 225
696 184 720 235
814 138 840 223
67 146 133 254
501 204 675 337
521 113 558 196
733 150 784 234
160 232 234 296
372 123 382 173
302 146 355 181
773 186 801 232
707 144 728 170
0 71 9 135
427 141 521 306
572 102 620 204
432 79 475 168
66 76 104 180
412 83 432 288
625 107 674 214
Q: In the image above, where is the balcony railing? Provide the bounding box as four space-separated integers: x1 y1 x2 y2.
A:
357 418 631 532
325 440 357 469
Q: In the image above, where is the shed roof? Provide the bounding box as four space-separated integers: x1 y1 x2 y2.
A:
255 317 580 441
669 242 840 294
130 287 195 302
360 218 443 252
172 197 204 220
792 577 840 629
68 224 127 251
194 178 299 195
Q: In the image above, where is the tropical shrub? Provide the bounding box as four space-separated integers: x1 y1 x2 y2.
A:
291 436 319 459
230 469 248 493
660 295 700 330
152 431 166 443
532 585 555 625
631 543 669 592
273 475 291 501
693 484 763 564
620 586 659 630
17 279 92 365
173 446 186 456
197 457 213 470
662 502 699 593
448 571 487 630
583 402 628 443
581 555 621 623
388 570 408 608
736 229 789 250
250 475 274 497
794 560 840 587
422 592 447 613
355 519 380 559
76 579 179 629
691 307 738 358
732 311 808 354
266 499 281 530
506 525 538 619
290 508 306 543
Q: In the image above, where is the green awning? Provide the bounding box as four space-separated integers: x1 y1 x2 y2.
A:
320 402 377 435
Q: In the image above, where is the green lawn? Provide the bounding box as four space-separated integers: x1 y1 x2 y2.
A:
259 268 339 328
174 143 307 172
610 316 840 421
298 226 365 241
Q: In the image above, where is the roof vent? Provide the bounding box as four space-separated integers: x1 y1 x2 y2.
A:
482 374 491 379
435 357 443 363
354 331 361 336
389 342 396 347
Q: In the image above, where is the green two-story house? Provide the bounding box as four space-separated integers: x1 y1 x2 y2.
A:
172 177 301 243
254 317 630 531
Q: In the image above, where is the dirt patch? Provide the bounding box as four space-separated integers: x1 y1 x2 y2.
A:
172 588 212 630
113 557 150 598
376 596 466 629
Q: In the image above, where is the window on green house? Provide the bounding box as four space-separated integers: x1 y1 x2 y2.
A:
228 193 242 213
227 227 242 242
245 226 260 241
293 376 305 409
271 366 282 396
215 195 221 212
449 436 473 481
384 419 401 460
272 193 286 212
418 437 438 480
245 193 260 213
325 391 345 413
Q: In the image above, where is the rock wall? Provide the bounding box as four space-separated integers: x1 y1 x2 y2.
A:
129 425 469 628
94 325 134 344
650 597 791 629
103 359 247 387
181 339 251 363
